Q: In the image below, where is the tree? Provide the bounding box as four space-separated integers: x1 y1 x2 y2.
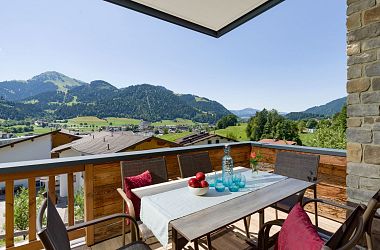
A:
307 105 347 149
12 187 46 239
216 115 238 129
333 105 347 130
297 120 306 133
309 123 346 149
246 109 301 143
306 119 318 129
14 187 29 238
74 188 84 221
246 109 269 141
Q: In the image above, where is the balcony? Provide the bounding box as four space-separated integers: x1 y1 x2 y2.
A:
0 141 350 249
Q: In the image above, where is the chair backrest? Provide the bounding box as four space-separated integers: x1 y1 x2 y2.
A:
120 157 168 187
324 205 365 250
274 151 320 183
177 152 213 178
363 189 380 248
37 195 71 250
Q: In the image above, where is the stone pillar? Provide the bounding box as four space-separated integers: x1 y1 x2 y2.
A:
346 0 380 204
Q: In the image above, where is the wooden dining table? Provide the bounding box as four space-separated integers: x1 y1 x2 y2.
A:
132 167 314 250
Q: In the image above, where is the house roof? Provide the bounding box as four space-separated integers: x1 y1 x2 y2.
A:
0 130 62 150
176 132 235 146
52 131 178 154
259 139 297 145
105 0 284 37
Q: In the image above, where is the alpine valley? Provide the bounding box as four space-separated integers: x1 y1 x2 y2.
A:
0 71 231 122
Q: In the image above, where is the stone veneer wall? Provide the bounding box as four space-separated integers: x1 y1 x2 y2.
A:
347 0 380 204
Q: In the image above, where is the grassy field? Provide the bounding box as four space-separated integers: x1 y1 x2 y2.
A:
67 116 141 127
215 123 249 141
158 131 193 142
67 116 108 126
14 126 53 136
152 118 195 127
105 117 141 125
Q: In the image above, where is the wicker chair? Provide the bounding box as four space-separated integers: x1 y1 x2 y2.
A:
37 194 150 250
258 201 365 250
362 189 380 249
177 151 213 178
271 151 320 226
117 157 168 243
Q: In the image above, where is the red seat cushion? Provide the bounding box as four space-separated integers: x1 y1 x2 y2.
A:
276 203 324 250
124 170 152 220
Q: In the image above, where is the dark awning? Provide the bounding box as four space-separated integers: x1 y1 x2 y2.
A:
104 0 284 38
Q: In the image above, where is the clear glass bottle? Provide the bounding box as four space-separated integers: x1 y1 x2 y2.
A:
222 145 234 183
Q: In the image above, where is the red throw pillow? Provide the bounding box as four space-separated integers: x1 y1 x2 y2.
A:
276 203 324 250
123 170 152 220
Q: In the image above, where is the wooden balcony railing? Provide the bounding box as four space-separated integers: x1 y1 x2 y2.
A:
0 141 346 249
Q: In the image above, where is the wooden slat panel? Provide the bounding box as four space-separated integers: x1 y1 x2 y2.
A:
68 228 86 240
84 164 95 246
94 219 123 243
93 202 123 218
5 180 14 248
0 165 85 182
28 178 36 242
67 173 74 226
48 176 56 205
7 240 42 250
6 229 85 250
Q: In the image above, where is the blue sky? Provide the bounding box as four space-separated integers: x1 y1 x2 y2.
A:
0 0 346 112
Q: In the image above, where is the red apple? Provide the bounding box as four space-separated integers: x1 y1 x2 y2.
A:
200 180 209 188
192 181 201 188
195 172 206 181
188 178 200 188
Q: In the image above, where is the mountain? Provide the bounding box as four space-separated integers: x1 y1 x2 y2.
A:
0 72 231 123
284 112 326 120
303 97 347 116
178 94 231 122
285 97 346 120
230 108 258 118
0 71 86 101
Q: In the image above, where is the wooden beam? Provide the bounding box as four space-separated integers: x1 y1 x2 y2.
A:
67 173 75 226
28 178 36 242
7 240 43 250
5 180 14 247
0 165 85 182
48 176 56 205
84 164 94 246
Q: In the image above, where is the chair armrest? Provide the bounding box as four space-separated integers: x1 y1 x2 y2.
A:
302 198 355 211
117 188 136 219
258 219 285 250
67 213 141 239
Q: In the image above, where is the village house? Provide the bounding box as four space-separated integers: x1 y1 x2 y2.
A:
175 132 236 146
0 130 80 193
258 139 297 145
51 131 178 197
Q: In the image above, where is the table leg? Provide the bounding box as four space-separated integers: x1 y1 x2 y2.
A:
259 210 264 230
243 216 251 238
206 234 212 249
194 239 200 250
172 228 179 250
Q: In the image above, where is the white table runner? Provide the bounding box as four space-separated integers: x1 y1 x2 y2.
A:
140 171 287 247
